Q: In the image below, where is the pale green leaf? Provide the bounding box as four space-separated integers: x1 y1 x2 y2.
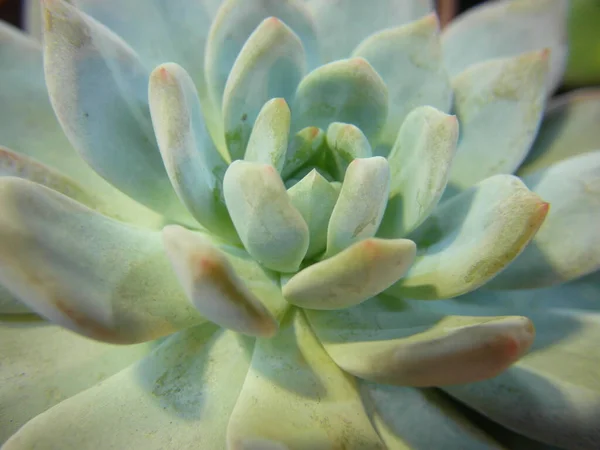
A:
281 126 325 180
325 122 372 179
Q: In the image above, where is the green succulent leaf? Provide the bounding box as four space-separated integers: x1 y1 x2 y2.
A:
325 122 373 180
442 0 568 94
386 175 549 300
325 157 390 258
0 319 153 442
223 18 304 162
281 126 325 180
283 238 416 310
0 285 30 314
2 326 254 449
244 98 291 172
518 88 600 176
206 0 317 107
488 151 600 289
306 0 433 63
379 106 458 239
226 309 386 449
43 0 192 222
352 14 452 148
223 160 309 272
293 58 388 142
307 296 535 387
287 170 340 259
440 273 600 449
0 177 205 344
149 63 237 241
448 50 549 190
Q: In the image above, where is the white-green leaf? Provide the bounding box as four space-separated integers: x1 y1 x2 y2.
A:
223 160 309 272
442 0 568 94
352 14 452 148
293 58 388 142
244 98 291 172
489 151 600 289
518 88 600 176
379 106 458 239
223 18 304 161
306 296 535 386
281 126 325 180
325 122 372 179
283 238 416 310
226 309 385 449
387 175 548 300
448 51 549 190
325 157 390 258
0 285 30 314
0 177 205 344
3 326 254 450
287 170 340 259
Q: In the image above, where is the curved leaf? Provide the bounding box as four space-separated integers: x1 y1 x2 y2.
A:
325 122 372 180
281 126 325 179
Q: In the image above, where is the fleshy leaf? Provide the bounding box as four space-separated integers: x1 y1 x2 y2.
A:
0 177 205 344
162 225 279 337
0 285 30 315
325 122 372 180
379 106 458 239
360 382 504 449
293 58 388 142
148 63 236 241
306 296 535 386
448 51 549 190
287 170 340 259
442 0 568 94
244 98 291 172
3 326 254 449
439 273 600 449
223 160 309 272
386 175 549 300
518 88 600 176
43 0 190 221
281 126 325 179
305 0 433 63
0 319 152 442
352 14 452 148
283 238 416 310
325 157 390 258
488 151 600 289
226 309 385 449
206 0 317 107
223 18 304 162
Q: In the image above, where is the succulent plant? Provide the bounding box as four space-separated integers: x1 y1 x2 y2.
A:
1 0 599 448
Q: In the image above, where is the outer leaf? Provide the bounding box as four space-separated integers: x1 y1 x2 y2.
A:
325 157 390 258
244 98 291 172
287 170 340 259
489 151 600 289
448 51 549 190
3 326 254 450
352 14 452 148
440 273 600 449
283 238 416 310
281 126 325 180
226 309 385 449
43 0 190 221
206 0 317 106
386 175 549 300
149 63 236 241
0 178 205 344
306 296 535 386
305 0 433 63
223 18 304 161
293 58 388 142
442 0 568 94
0 286 30 314
379 106 458 239
518 88 600 176
223 160 309 272
0 319 152 442
325 122 372 179
162 225 280 337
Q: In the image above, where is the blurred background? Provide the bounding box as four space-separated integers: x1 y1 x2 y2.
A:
1 0 599 88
